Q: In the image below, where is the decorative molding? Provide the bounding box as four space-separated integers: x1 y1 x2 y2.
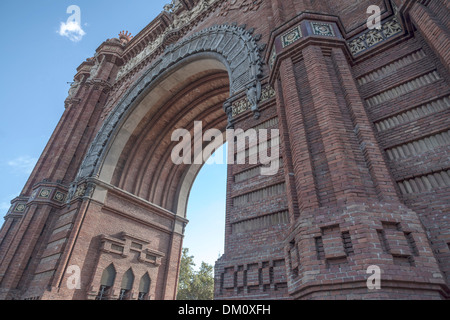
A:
251 117 279 131
66 181 96 203
311 22 335 37
366 71 441 108
231 210 289 234
386 130 450 161
218 0 263 17
38 188 52 199
377 222 419 266
398 169 450 195
269 46 277 69
281 26 303 48
348 17 403 56
218 259 287 295
268 19 341 70
357 49 427 86
13 203 26 213
53 191 67 203
232 85 276 117
234 158 283 183
100 233 164 266
74 184 87 198
375 95 450 132
163 0 183 13
117 0 222 80
25 183 69 206
232 183 286 207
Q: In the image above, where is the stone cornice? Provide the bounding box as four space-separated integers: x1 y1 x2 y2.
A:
76 23 265 182
121 11 173 61
266 12 406 83
114 0 224 84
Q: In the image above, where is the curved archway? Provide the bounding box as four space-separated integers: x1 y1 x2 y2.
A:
76 24 264 182
71 25 264 219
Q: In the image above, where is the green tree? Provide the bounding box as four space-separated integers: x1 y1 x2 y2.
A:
177 248 214 300
177 248 196 300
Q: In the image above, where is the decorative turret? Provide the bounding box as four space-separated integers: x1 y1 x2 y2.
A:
119 30 133 45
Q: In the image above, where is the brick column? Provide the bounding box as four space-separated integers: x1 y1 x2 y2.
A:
22 42 124 193
0 205 52 299
0 39 124 300
409 2 450 76
0 215 21 265
302 45 367 205
273 40 446 299
270 0 287 28
276 57 319 215
162 230 184 300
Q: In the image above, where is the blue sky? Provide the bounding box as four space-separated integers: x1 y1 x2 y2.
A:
0 0 226 268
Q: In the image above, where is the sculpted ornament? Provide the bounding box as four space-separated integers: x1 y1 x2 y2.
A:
247 81 262 119
67 80 80 99
87 56 104 81
117 0 219 80
163 0 182 13
218 0 263 16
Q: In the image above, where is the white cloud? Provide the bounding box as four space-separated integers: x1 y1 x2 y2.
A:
58 20 86 42
7 156 38 175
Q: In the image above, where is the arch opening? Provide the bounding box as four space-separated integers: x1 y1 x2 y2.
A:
75 24 265 190
68 25 267 300
92 55 231 219
183 142 228 269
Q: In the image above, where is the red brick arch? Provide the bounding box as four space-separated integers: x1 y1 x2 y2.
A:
74 24 265 185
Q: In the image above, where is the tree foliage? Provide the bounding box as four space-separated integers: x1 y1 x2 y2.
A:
177 248 214 300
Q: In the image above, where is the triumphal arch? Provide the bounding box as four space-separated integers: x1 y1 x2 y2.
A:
0 0 449 300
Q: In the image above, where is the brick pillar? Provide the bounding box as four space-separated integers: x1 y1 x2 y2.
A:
302 45 368 205
270 0 287 27
0 214 21 261
0 39 124 300
409 2 450 76
162 228 184 300
21 41 124 193
0 204 52 299
276 58 318 216
274 41 446 299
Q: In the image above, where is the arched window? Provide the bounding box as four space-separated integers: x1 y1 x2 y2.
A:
96 264 116 300
119 268 135 300
138 273 151 300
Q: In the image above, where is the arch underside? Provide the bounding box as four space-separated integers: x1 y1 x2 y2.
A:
76 24 264 186
73 24 265 217
110 66 229 217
